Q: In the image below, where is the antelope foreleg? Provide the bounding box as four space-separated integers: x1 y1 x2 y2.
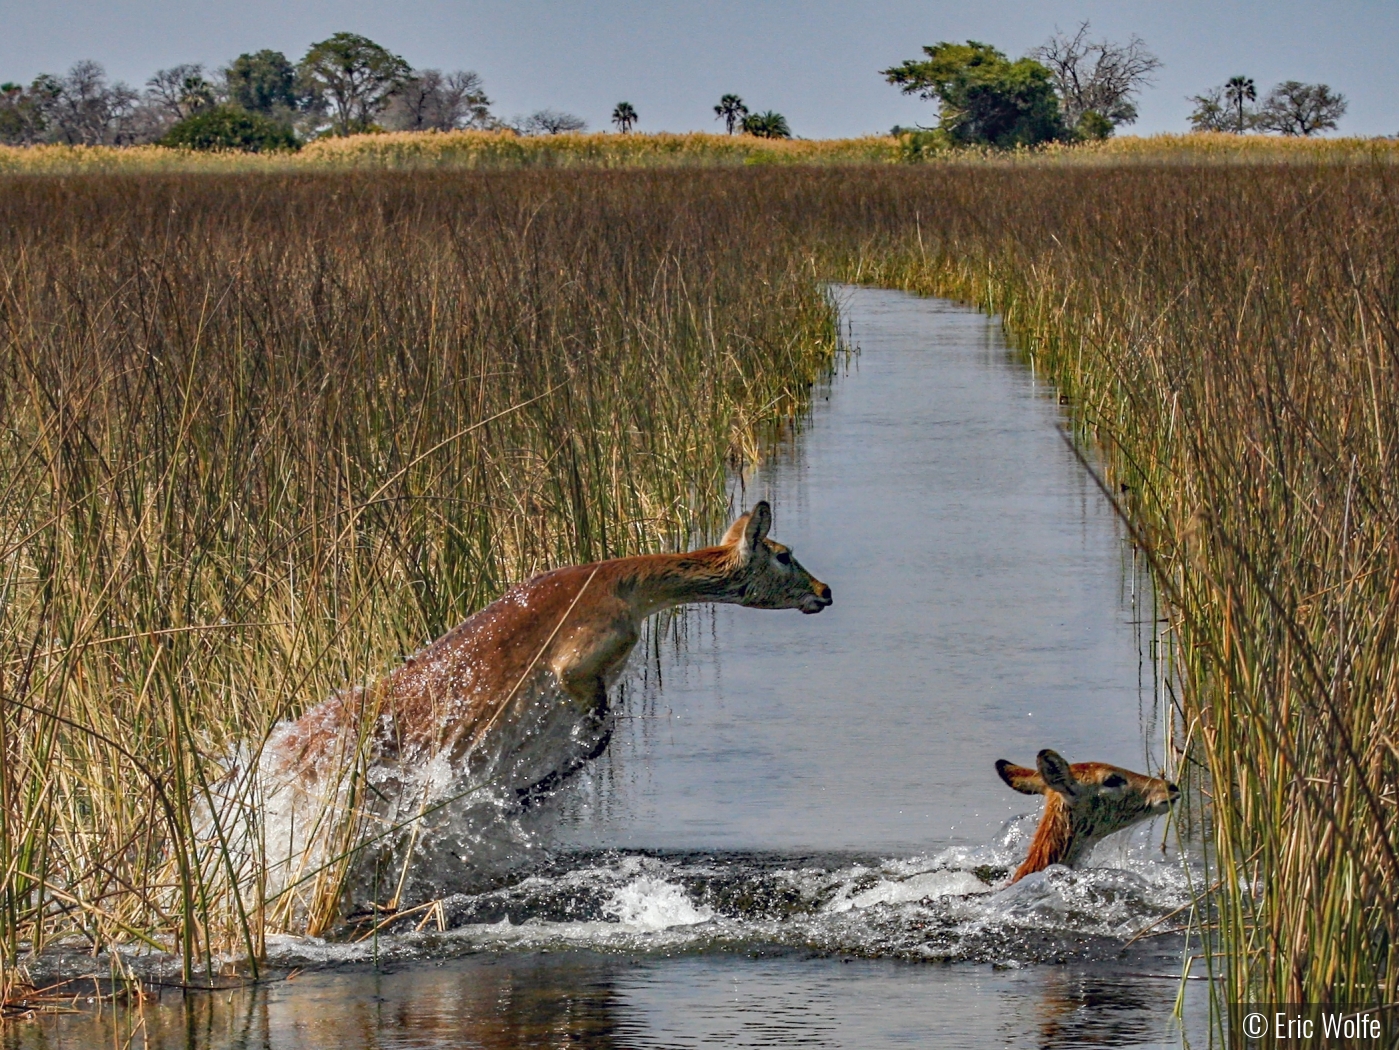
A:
515 676 614 808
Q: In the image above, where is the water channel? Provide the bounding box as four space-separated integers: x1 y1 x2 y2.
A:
6 287 1210 1048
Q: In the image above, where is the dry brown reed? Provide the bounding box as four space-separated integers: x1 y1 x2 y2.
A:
828 163 1399 1005
0 170 836 989
3 160 1395 1009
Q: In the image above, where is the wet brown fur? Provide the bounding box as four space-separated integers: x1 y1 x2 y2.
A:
272 502 831 792
996 750 1179 884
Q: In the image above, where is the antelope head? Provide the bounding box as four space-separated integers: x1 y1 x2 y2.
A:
721 501 832 614
995 748 1180 883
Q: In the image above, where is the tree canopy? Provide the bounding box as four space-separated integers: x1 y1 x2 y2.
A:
298 33 409 135
611 101 637 133
741 110 790 138
3 35 502 146
1224 77 1257 134
1256 81 1347 136
226 50 303 117
1189 78 1254 133
146 65 216 121
159 104 299 151
517 109 587 135
882 41 1065 148
1189 77 1345 136
383 70 492 131
714 94 747 134
1030 23 1160 137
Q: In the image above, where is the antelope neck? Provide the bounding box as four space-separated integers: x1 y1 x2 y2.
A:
1015 791 1076 880
621 546 748 616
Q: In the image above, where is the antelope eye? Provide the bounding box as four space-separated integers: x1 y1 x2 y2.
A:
1102 774 1128 789
775 550 792 565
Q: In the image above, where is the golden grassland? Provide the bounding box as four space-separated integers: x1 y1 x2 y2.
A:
2 160 1397 1010
1 129 1397 173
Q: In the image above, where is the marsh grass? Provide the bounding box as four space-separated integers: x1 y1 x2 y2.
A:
0 170 837 991
3 160 1395 1010
833 163 1399 1005
0 131 902 174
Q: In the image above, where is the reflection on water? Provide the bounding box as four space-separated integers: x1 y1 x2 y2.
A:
4 952 1206 1049
5 288 1205 1048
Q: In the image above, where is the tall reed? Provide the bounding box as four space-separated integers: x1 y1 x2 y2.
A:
824 163 1399 1005
3 162 1394 1009
0 170 837 985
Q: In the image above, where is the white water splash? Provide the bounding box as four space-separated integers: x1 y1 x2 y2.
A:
603 876 715 930
827 869 992 913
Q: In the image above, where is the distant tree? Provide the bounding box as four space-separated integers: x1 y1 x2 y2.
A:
0 79 59 144
1255 81 1346 136
160 104 299 151
146 65 217 121
0 83 26 142
714 94 748 134
883 41 1065 148
383 69 493 131
1186 75 1257 134
1224 76 1257 133
1076 110 1114 141
611 101 637 133
518 109 587 135
299 33 410 135
41 61 140 145
1188 85 1235 132
741 110 790 138
225 50 303 117
1030 22 1160 138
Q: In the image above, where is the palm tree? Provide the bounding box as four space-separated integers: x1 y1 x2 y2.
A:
611 101 637 133
714 94 748 134
1225 76 1256 133
741 110 791 139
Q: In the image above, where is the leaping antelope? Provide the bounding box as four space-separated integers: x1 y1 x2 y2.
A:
269 500 832 803
995 749 1180 884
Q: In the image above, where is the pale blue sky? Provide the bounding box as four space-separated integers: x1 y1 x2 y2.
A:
2 0 1394 137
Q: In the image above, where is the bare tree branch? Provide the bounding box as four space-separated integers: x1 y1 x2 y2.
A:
514 109 587 135
1031 22 1161 130
383 69 494 131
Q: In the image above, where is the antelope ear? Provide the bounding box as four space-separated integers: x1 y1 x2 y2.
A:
1036 749 1080 797
721 511 750 547
744 501 772 547
996 759 1045 795
724 500 772 561
721 502 773 560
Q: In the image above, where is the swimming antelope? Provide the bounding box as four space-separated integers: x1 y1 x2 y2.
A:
995 749 1180 883
268 501 832 803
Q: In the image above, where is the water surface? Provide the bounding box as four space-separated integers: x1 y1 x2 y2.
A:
555 286 1168 852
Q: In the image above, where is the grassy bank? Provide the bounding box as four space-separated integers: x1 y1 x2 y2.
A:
2 130 1397 174
0 170 837 989
2 161 1396 1009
